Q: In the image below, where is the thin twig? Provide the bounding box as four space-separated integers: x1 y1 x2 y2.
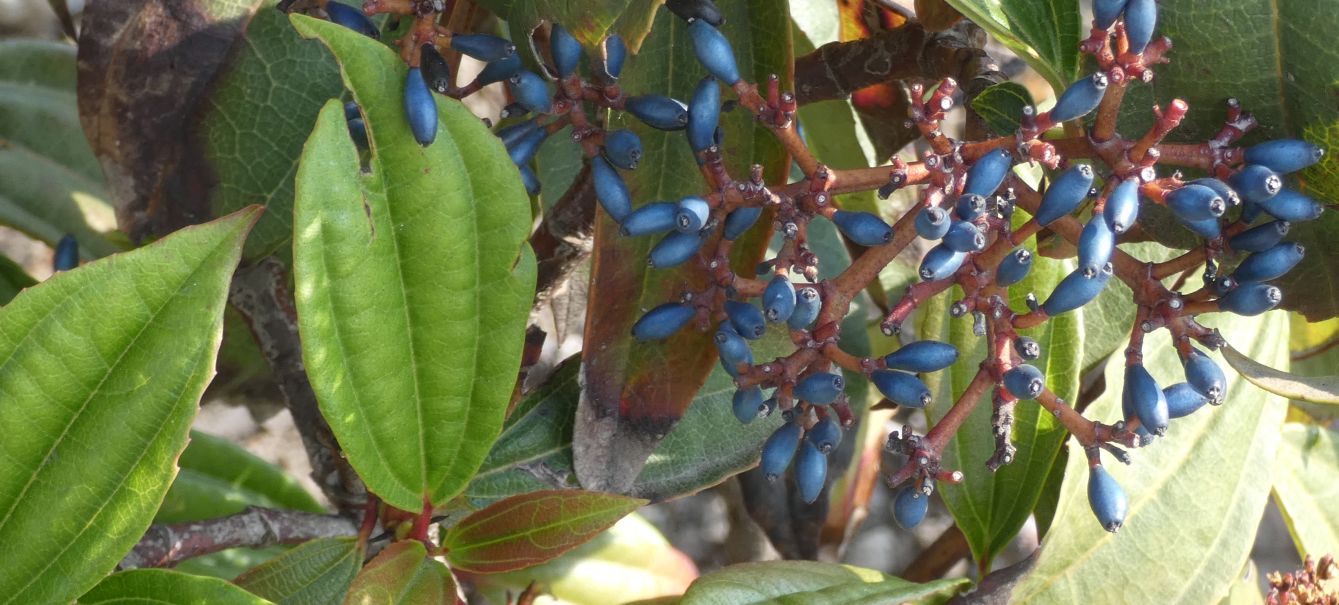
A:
120 506 357 569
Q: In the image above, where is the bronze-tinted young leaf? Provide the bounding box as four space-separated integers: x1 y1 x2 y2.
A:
234 537 363 605
575 0 791 495
0 207 258 605
1222 344 1339 405
78 569 271 604
345 541 455 605
444 489 645 574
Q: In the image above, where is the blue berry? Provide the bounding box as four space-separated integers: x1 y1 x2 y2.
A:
832 211 893 246
420 44 451 94
1014 336 1041 360
674 196 711 233
1182 348 1226 404
451 34 516 62
795 441 827 504
620 201 677 236
915 206 951 240
689 19 741 85
1094 0 1128 29
893 485 929 529
505 126 547 166
725 300 766 339
1244 139 1324 174
1042 266 1111 315
687 77 721 154
1164 382 1210 418
1003 364 1045 400
1104 180 1139 234
807 417 843 453
649 230 705 268
955 194 987 220
788 287 822 330
1233 242 1304 284
919 244 966 281
794 372 844 405
53 234 78 272
508 71 552 114
963 148 1014 197
497 119 539 146
882 341 958 373
1125 364 1168 435
760 422 802 481
632 303 695 341
943 220 986 253
732 386 765 424
667 0 725 26
1229 220 1289 253
1259 189 1324 222
592 156 632 222
1188 177 1241 208
1228 164 1282 204
519 165 540 195
1087 465 1127 533
346 117 368 149
1166 183 1226 222
325 2 379 38
871 370 932 408
715 325 753 372
1049 73 1109 123
996 248 1033 286
1078 215 1115 278
763 275 797 323
723 207 762 240
1035 165 1095 226
475 53 522 86
1219 282 1282 316
1181 216 1222 240
403 68 437 146
550 23 582 77
1123 0 1157 54
601 34 627 80
625 95 690 130
603 129 643 169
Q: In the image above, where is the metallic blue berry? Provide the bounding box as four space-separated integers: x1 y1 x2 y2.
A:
1244 139 1324 174
674 196 711 233
788 287 821 330
632 302 695 341
1125 364 1168 435
603 129 643 169
882 341 958 373
667 0 724 26
1165 382 1210 418
1181 216 1221 240
519 165 540 196
505 126 547 166
1049 72 1109 123
550 23 582 77
732 386 765 424
1004 364 1045 400
943 220 986 253
508 71 552 114
325 2 379 38
346 117 368 149
625 95 690 130
794 372 844 405
807 417 843 453
833 210 893 246
1104 180 1139 234
915 206 951 240
1233 242 1304 284
403 68 437 146
893 485 929 529
601 34 627 80
1182 348 1226 404
1123 0 1157 54
1094 0 1128 29
620 201 677 237
760 422 802 481
1228 164 1282 204
53 234 78 272
725 300 766 339
1166 183 1226 222
963 148 1013 197
1219 283 1282 316
1087 465 1127 533
1078 215 1115 278
715 324 753 371
420 44 451 94
871 370 932 408
1041 266 1111 316
689 19 741 84
763 275 797 323
996 248 1032 286
1229 220 1289 253
592 156 632 222
919 244 966 281
687 77 721 154
795 441 827 504
956 193 987 220
476 53 522 86
1188 177 1241 208
723 207 762 240
451 34 516 62
1035 164 1095 226
649 230 705 268
1260 189 1324 222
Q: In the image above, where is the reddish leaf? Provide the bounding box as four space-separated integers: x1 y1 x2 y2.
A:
443 489 645 574
345 541 456 605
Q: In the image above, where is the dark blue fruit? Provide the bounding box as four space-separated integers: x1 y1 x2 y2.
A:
1229 220 1289 253
715 324 753 370
403 68 437 146
761 422 803 480
808 417 843 453
689 19 741 84
919 244 966 281
519 165 540 195
763 275 797 323
963 148 1014 197
1042 266 1111 315
1166 183 1225 222
1188 177 1241 208
1003 364 1045 400
1049 73 1109 123
497 119 540 147
1103 180 1139 233
725 300 767 339
509 71 552 114
506 127 547 166
1014 336 1041 360
1125 364 1168 435
346 117 368 149
53 234 78 272
451 34 515 62
550 23 581 77
1078 216 1115 277
956 194 987 220
592 156 632 222
943 221 986 253
794 372 844 405
883 341 958 373
667 0 725 26
1094 0 1128 28
893 485 929 529
620 201 677 236
1182 216 1221 240
732 386 765 424
687 77 721 154
789 287 821 329
871 370 932 408
325 2 378 38
1233 242 1304 284
1219 283 1282 316
601 34 627 80
1244 139 1324 174
723 207 762 240
475 53 523 86
625 95 690 130
632 302 695 340
420 44 451 94
1228 164 1282 204
996 248 1033 286
1087 465 1127 533
1123 0 1157 54
1182 348 1226 404
833 211 893 246
1036 165 1095 226
915 206 951 240
1260 189 1324 222
603 129 643 169
1165 382 1210 418
650 230 705 268
795 441 828 504
674 196 711 233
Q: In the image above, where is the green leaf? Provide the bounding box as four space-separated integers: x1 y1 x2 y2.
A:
679 561 967 605
971 82 1035 136
444 489 645 574
1222 344 1339 405
0 142 121 258
344 541 455 605
1271 423 1339 559
0 40 102 181
942 0 1081 92
77 569 273 604
156 430 325 524
1079 241 1179 372
1220 560 1264 605
290 16 537 511
0 208 259 605
0 254 35 305
175 547 289 581
234 537 364 605
1013 311 1291 604
473 0 651 50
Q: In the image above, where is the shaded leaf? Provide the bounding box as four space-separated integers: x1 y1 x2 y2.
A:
77 569 272 604
679 561 967 605
0 255 35 305
1014 311 1291 603
444 489 645 573
0 208 259 605
1222 344 1339 405
1271 423 1339 559
474 0 652 50
156 430 324 524
942 0 1081 92
175 547 289 582
344 541 455 605
234 537 363 605
290 17 536 511
971 82 1033 136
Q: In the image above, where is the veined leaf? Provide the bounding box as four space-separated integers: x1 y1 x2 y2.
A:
971 82 1035 136
78 569 272 604
942 0 1082 93
1222 344 1339 405
473 0 658 51
0 208 259 605
344 541 455 605
1271 423 1339 559
0 255 35 305
157 430 324 524
234 537 363 605
679 561 967 605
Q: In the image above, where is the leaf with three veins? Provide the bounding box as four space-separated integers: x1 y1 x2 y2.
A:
234 537 364 605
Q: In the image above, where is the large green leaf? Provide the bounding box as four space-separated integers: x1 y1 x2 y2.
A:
0 208 258 605
678 561 967 605
234 537 363 605
942 0 1081 92
157 430 324 524
291 16 537 511
576 0 792 494
1271 423 1339 559
1222 344 1339 405
78 569 272 604
344 541 455 605
1013 311 1291 604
